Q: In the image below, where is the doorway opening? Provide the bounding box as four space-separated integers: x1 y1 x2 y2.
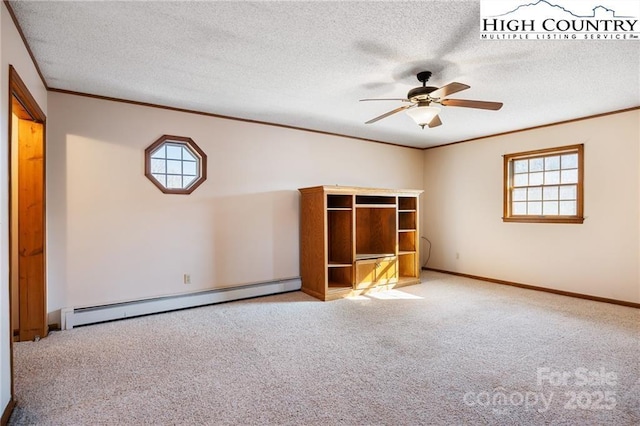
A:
8 65 47 343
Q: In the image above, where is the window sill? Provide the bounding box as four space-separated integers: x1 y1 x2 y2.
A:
502 216 585 224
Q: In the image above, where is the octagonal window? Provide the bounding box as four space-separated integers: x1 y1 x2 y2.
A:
145 135 207 194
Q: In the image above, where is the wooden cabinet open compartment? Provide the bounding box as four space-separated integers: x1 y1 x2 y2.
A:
398 196 417 211
398 231 416 253
328 210 352 265
398 252 417 278
398 211 416 231
328 265 353 289
327 204 353 290
397 195 418 280
355 195 396 205
299 186 423 301
327 194 352 209
355 206 396 258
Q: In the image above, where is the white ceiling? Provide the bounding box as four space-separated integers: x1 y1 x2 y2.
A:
8 0 640 148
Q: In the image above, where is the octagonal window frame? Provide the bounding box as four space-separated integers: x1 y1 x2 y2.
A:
144 135 207 195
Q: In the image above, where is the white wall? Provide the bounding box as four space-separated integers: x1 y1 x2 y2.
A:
0 1 48 416
47 92 424 317
423 110 640 303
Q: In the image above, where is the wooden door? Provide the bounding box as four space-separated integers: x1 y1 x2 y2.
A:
16 119 47 341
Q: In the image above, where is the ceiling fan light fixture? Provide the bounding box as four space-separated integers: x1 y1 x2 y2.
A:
406 105 440 128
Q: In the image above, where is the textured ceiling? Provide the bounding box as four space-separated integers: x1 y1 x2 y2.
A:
8 0 640 148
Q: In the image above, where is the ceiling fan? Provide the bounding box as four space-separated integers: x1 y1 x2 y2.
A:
360 71 503 129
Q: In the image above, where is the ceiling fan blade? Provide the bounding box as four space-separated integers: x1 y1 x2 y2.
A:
365 105 413 124
429 82 470 99
360 98 411 102
428 114 442 128
441 98 503 110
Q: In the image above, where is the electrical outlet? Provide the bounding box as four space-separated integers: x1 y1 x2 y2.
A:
183 274 191 284
456 252 460 260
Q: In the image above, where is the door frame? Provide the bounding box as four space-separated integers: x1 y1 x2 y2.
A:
7 64 46 402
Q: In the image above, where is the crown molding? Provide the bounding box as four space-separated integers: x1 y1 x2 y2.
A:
424 106 640 151
48 88 422 150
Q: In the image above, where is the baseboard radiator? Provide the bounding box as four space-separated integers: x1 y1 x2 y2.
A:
60 277 301 330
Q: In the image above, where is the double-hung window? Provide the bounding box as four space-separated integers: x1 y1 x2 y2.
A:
503 144 584 224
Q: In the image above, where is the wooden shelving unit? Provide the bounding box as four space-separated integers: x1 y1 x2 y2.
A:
298 185 423 301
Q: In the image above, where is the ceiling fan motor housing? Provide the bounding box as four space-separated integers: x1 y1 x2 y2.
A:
407 86 438 102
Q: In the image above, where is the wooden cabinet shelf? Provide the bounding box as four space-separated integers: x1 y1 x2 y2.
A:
299 186 423 301
355 204 397 208
355 253 395 260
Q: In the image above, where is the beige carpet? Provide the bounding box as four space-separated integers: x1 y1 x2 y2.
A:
9 271 640 425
